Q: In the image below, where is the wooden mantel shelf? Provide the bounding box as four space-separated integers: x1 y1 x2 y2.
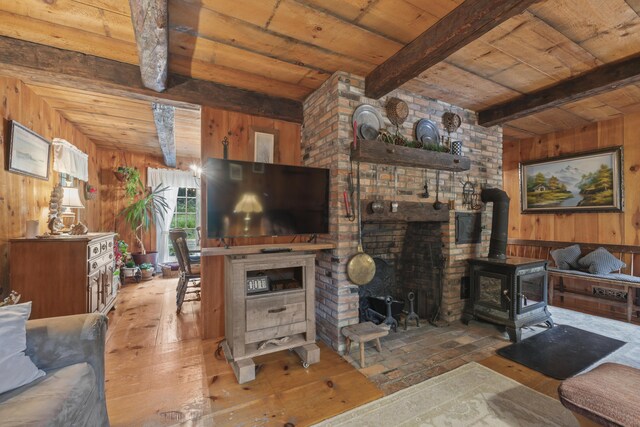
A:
351 139 471 171
201 242 335 257
361 199 449 222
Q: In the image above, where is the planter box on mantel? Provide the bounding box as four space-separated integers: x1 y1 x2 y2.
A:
351 139 471 171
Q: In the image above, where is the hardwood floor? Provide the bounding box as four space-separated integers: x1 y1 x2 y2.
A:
105 277 382 426
106 276 597 426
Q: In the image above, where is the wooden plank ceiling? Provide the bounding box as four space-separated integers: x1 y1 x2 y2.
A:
1 0 639 148
26 82 201 158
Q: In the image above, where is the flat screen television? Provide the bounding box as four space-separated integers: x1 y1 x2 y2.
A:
205 158 330 238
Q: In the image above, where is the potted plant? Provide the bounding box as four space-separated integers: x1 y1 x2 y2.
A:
139 263 154 281
120 181 169 268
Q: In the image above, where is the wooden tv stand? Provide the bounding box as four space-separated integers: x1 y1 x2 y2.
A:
221 250 321 383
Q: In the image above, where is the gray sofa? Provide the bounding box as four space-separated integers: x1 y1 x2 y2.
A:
0 313 110 426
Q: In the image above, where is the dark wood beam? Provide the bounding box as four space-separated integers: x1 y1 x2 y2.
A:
361 199 449 223
151 103 176 167
129 0 169 92
478 54 640 127
0 36 303 123
365 0 539 99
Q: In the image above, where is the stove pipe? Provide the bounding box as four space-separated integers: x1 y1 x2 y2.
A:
481 188 510 259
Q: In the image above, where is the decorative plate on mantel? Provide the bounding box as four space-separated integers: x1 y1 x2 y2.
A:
353 104 384 140
415 119 441 146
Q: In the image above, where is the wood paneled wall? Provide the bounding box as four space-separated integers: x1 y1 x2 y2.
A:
200 107 302 338
504 112 640 245
0 76 99 294
95 147 198 254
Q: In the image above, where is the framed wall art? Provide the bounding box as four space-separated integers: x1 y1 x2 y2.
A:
252 127 279 164
520 146 623 213
520 147 624 213
7 121 51 180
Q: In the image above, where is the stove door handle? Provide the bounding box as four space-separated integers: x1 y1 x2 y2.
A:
502 290 511 303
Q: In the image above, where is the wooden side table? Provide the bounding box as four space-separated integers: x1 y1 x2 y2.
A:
342 322 389 368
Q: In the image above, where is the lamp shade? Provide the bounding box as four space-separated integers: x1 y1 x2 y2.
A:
62 187 85 209
233 193 262 214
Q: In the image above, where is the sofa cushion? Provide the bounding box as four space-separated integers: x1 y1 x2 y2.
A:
0 302 45 394
0 363 103 427
578 247 626 275
550 244 582 270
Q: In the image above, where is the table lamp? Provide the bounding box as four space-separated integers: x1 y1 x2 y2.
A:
61 186 85 229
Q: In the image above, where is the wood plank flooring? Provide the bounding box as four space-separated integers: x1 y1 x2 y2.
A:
106 276 598 426
105 277 382 426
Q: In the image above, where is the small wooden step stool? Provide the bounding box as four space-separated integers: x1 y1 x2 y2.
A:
342 321 389 368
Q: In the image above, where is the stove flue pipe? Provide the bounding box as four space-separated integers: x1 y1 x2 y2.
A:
481 188 510 259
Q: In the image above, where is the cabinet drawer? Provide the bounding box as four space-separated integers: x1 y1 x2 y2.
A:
88 238 113 259
246 292 305 332
88 252 113 274
88 242 102 259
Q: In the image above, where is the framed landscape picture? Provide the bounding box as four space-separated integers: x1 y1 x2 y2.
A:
520 147 623 213
7 121 51 180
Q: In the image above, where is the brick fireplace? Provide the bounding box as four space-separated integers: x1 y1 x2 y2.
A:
302 72 503 351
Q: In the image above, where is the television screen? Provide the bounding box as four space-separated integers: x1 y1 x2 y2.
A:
205 158 330 238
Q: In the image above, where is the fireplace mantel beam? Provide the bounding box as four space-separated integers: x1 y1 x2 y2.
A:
361 199 449 223
365 0 540 99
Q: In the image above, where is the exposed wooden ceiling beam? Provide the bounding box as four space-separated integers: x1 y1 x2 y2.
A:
0 37 302 123
151 103 176 167
478 54 640 127
364 0 540 99
129 0 169 92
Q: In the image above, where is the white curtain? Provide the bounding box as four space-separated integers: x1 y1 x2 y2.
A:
147 167 198 264
52 138 89 181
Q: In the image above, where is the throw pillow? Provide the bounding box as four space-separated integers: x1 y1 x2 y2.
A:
578 247 626 275
550 244 582 270
0 302 45 394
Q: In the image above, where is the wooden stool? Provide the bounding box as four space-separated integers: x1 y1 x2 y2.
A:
342 322 389 368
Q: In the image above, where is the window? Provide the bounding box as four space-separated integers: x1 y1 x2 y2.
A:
168 187 199 257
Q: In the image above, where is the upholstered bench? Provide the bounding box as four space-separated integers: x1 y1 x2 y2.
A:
558 362 640 426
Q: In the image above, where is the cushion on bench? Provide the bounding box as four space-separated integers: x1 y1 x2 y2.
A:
559 362 640 427
578 247 626 275
548 267 640 284
550 244 582 270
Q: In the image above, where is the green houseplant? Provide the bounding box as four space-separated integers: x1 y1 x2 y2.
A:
119 181 169 267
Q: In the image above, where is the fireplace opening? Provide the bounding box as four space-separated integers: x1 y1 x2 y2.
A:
359 221 445 329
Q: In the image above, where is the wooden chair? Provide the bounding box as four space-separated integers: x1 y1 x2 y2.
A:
169 228 201 313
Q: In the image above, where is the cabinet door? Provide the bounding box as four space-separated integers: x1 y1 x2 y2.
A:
104 265 115 306
88 271 100 313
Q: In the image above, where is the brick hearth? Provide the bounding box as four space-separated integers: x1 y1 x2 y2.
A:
302 72 503 351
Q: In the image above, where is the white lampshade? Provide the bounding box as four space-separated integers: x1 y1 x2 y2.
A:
62 187 85 209
233 193 263 214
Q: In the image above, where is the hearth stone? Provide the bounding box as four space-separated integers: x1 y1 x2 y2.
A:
463 256 553 342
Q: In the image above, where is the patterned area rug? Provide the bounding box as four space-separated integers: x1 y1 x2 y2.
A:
314 362 578 427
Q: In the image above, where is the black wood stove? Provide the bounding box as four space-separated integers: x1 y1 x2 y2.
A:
463 189 553 341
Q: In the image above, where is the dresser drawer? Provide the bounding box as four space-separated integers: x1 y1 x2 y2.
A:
88 241 102 259
88 238 113 260
88 252 113 273
245 292 305 332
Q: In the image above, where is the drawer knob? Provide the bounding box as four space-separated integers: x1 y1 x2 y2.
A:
268 307 286 314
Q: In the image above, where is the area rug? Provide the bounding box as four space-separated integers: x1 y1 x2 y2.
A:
497 325 626 379
313 362 578 426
